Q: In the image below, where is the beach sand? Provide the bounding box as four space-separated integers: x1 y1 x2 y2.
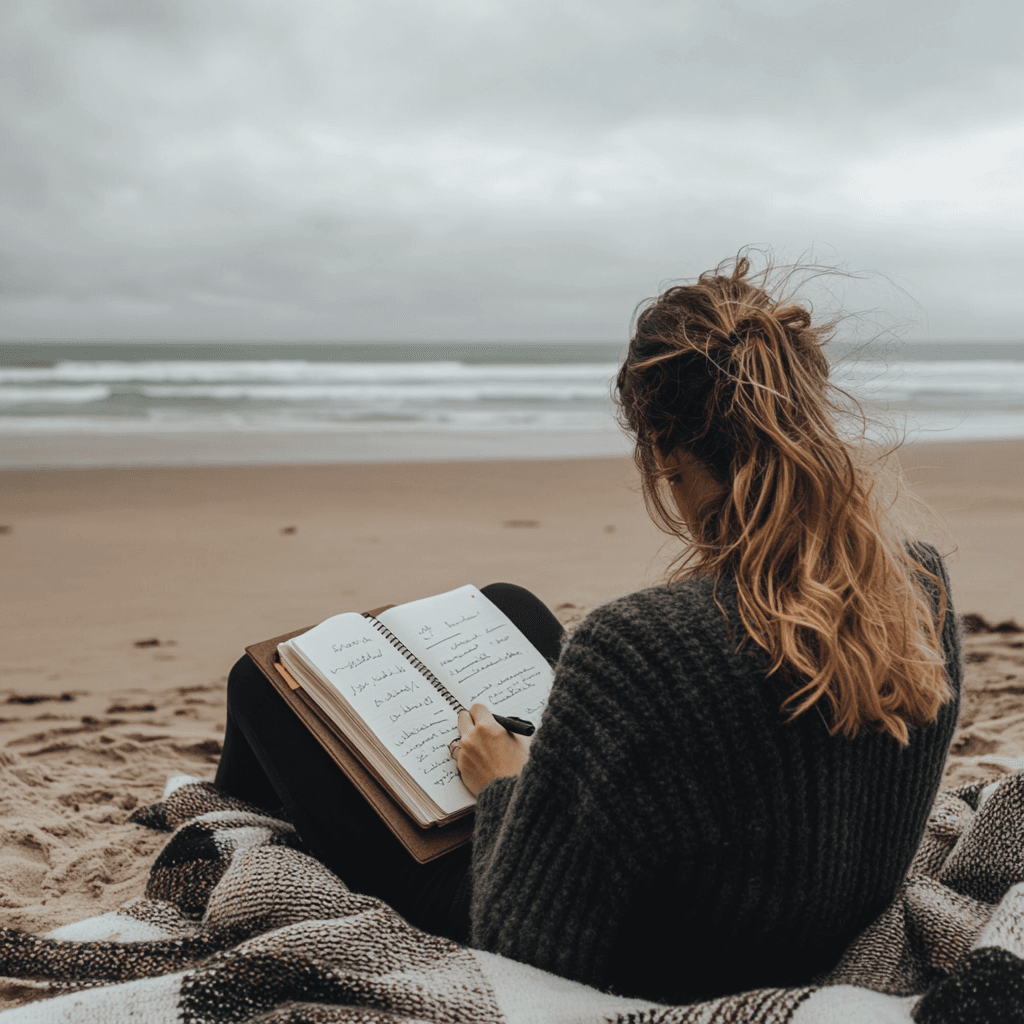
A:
0 440 1021 935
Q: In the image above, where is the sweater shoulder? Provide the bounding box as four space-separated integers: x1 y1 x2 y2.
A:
576 576 728 641
904 539 950 591
568 577 743 670
903 540 964 700
554 577 751 716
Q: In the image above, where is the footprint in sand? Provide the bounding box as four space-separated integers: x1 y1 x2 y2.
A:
0 829 52 900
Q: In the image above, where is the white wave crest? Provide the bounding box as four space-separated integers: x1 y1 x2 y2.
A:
139 383 612 402
832 360 1024 400
0 385 111 405
0 408 621 434
0 360 619 385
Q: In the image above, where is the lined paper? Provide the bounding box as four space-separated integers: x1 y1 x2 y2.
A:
377 585 552 726
285 613 471 815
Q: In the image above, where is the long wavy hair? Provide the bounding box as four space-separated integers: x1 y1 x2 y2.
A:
615 255 951 744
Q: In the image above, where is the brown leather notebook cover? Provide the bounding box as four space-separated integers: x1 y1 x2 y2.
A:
245 612 474 865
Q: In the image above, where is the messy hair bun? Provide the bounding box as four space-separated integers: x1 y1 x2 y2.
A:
615 254 950 745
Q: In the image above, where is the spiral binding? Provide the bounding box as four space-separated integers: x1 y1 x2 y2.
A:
363 614 465 712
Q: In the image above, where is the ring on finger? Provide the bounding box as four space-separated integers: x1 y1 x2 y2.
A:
449 739 461 758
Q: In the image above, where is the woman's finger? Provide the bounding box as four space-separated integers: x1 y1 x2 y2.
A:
457 709 473 737
469 703 499 728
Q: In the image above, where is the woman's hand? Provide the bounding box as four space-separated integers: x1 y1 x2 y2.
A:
450 704 530 797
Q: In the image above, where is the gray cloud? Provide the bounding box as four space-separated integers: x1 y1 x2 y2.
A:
1 0 1022 341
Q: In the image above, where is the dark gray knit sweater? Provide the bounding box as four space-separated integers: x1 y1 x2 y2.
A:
469 544 963 1003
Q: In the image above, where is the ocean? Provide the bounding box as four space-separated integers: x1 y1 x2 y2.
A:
1 340 1023 469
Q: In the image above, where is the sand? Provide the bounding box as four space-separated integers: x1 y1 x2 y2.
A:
0 440 1021 935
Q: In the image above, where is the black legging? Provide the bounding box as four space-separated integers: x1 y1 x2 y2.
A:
214 582 564 942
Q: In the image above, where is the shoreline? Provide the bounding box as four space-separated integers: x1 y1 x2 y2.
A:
0 426 633 470
3 426 1024 473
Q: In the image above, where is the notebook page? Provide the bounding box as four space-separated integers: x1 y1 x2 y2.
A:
284 613 473 816
377 586 553 727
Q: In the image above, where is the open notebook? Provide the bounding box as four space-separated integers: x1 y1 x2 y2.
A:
274 585 554 831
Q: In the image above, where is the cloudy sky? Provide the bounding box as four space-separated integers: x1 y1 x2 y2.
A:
1 0 1022 342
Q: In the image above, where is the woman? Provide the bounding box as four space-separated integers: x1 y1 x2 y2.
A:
217 256 962 1005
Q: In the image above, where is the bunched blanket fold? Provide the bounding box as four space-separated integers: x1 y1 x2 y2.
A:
2 772 1024 1022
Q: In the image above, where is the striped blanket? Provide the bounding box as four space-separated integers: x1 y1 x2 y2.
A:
2 771 1024 1023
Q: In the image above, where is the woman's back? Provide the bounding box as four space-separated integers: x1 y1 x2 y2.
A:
471 547 962 1003
605 554 961 1000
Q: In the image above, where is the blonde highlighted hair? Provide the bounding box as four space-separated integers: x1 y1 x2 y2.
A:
615 255 950 744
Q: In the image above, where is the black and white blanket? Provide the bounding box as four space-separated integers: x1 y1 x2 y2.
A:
2 772 1024 1023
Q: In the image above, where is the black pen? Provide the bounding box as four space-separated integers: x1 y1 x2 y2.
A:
493 714 535 736
454 706 535 736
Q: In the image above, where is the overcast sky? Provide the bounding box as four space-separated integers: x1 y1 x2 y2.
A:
1 0 1022 343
